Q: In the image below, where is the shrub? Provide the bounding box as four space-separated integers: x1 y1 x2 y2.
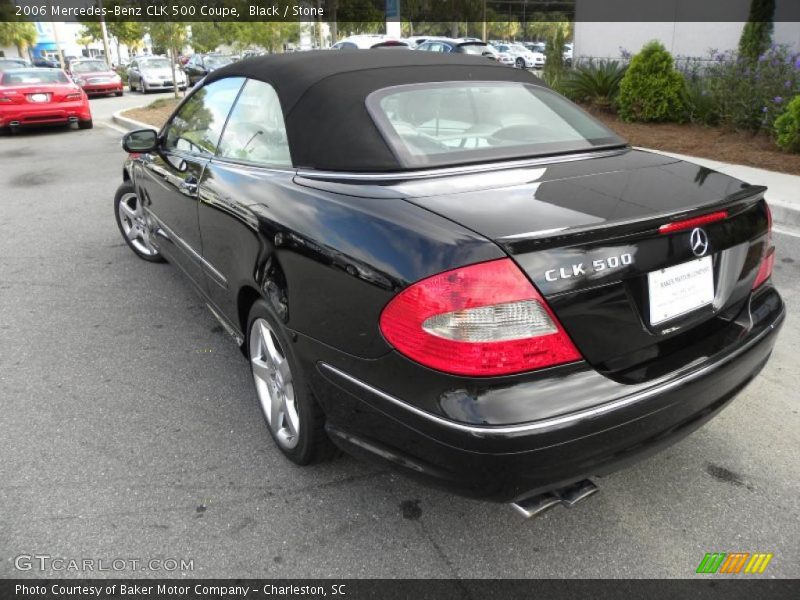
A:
698 45 800 133
775 95 800 152
562 60 627 110
618 41 686 122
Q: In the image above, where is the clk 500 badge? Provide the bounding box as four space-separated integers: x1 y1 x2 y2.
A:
545 253 633 282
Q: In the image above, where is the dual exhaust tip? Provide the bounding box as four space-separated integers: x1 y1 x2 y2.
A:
511 479 598 519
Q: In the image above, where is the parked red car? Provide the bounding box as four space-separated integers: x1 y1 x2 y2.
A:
0 68 92 134
69 59 124 97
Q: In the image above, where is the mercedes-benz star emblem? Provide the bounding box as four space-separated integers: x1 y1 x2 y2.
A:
690 227 709 257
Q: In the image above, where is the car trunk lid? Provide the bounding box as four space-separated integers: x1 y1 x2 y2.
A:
298 149 770 383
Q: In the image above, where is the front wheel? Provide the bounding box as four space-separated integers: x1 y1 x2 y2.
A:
247 301 335 465
114 181 164 262
515 57 525 69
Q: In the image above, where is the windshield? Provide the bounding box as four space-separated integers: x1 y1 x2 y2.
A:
368 82 625 168
71 61 109 73
510 44 528 53
140 59 171 70
1 70 69 85
205 56 234 68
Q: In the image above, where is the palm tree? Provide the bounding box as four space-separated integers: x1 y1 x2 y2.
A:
0 21 38 58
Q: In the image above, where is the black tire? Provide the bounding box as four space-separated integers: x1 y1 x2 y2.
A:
247 299 336 466
113 181 165 263
0 126 9 136
515 57 524 69
141 81 149 94
115 91 123 97
79 119 93 130
129 79 136 92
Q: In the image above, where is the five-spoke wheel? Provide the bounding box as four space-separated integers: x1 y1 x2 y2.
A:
114 181 164 262
249 317 300 450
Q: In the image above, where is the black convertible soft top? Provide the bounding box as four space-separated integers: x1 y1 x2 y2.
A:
204 51 545 172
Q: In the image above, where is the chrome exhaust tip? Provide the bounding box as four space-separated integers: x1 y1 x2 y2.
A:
511 492 561 519
511 479 598 518
555 479 599 507
10 121 20 127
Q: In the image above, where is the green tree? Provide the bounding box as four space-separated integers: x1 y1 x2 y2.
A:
189 23 225 53
146 22 188 98
617 40 686 122
738 0 775 61
0 21 37 58
543 22 567 83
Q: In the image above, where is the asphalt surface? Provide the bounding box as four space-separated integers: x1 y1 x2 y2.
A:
1 95 798 579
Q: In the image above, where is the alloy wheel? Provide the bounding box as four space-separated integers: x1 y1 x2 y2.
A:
249 318 300 450
117 192 158 257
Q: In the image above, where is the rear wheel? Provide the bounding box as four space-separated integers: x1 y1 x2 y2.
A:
114 181 164 262
247 300 335 465
115 91 123 97
79 119 93 130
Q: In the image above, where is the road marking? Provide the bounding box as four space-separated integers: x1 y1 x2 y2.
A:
773 225 800 238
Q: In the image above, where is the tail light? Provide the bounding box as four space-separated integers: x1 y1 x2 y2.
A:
379 259 581 376
65 91 83 100
753 201 775 289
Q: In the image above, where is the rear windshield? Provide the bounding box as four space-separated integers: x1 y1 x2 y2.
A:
367 82 625 168
71 61 108 73
1 70 69 85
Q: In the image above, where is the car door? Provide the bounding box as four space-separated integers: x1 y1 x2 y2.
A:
128 60 139 88
139 77 245 292
197 78 293 325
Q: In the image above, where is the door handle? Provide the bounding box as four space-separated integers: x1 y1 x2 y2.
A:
179 176 198 194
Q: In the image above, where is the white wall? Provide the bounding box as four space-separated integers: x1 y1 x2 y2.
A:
574 0 799 60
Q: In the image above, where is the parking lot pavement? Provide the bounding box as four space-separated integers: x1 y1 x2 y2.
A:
0 124 798 579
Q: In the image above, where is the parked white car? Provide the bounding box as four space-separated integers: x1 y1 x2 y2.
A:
494 43 545 69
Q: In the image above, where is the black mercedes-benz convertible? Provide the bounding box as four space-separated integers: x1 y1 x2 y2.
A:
114 52 784 515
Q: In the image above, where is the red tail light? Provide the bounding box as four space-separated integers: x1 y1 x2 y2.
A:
753 202 774 289
379 259 581 376
659 210 728 234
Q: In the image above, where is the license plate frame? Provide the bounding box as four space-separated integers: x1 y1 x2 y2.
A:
647 256 715 326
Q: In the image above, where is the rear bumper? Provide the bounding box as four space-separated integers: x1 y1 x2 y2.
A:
0 101 91 127
310 286 784 502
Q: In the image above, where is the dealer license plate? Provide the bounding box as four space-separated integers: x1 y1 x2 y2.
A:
648 256 714 325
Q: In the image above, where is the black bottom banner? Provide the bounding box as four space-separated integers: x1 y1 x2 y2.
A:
2 579 799 600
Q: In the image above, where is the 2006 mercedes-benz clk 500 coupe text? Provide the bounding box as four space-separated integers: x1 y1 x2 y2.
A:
114 53 784 516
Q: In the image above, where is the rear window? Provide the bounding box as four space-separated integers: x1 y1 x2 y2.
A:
458 43 490 55
1 70 69 86
367 82 624 168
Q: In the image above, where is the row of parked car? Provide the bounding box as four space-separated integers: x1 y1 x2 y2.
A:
330 35 573 69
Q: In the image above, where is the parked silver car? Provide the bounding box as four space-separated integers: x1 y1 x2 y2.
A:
128 56 187 93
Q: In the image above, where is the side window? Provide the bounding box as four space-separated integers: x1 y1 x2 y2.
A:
217 79 291 168
130 61 137 70
164 77 244 157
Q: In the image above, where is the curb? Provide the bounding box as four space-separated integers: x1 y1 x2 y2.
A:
768 199 800 231
112 108 153 132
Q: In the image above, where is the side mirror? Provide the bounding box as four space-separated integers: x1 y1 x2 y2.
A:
122 129 159 153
